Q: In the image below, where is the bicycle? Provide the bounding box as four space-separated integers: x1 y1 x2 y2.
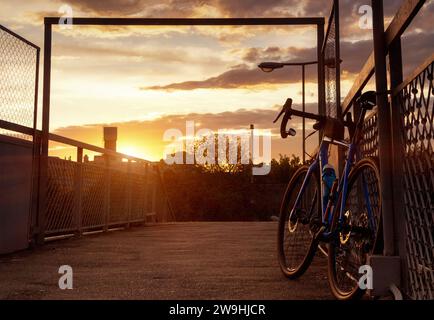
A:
275 91 382 300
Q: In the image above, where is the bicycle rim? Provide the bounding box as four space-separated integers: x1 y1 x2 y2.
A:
278 166 321 279
328 158 381 300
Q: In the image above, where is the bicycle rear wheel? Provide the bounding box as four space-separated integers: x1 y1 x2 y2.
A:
328 158 381 300
277 165 321 279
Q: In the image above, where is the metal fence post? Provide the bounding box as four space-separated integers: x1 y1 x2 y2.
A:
30 132 41 244
73 147 83 236
126 160 132 228
317 18 325 144
143 163 149 223
36 21 52 245
333 0 345 175
371 0 396 256
151 171 158 223
389 38 409 290
103 156 111 232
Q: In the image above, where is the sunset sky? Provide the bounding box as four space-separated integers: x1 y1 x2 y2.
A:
1 0 432 161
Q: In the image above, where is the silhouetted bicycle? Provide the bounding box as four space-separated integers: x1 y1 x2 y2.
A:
275 91 382 300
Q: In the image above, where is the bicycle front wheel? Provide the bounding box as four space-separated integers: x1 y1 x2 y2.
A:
328 158 381 300
277 165 321 279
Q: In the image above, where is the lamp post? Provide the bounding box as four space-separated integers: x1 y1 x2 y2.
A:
258 61 317 163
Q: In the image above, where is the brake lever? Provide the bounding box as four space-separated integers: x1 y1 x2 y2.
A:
273 108 285 123
273 98 292 123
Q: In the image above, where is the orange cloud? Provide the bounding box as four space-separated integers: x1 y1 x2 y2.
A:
50 106 320 161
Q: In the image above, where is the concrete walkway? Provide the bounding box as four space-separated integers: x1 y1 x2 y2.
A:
0 222 332 299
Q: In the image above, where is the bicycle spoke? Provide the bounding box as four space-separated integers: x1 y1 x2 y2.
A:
329 159 381 299
278 167 320 276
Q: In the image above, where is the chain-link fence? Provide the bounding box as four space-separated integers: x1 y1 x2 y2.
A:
323 0 340 119
397 58 434 300
0 25 39 140
45 155 166 236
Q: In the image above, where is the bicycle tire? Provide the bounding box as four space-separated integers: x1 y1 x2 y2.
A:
277 165 321 279
327 158 381 300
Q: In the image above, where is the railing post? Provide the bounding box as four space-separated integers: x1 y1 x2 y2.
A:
73 147 83 236
388 37 408 290
371 0 395 256
333 0 345 175
126 160 132 228
30 131 41 245
317 18 325 144
151 170 158 223
36 21 52 245
103 155 111 232
143 163 149 223
366 0 402 298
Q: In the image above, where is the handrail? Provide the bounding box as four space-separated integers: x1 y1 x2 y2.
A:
342 0 426 114
0 24 40 50
0 120 35 136
393 53 434 96
44 17 325 26
0 119 152 163
48 132 152 163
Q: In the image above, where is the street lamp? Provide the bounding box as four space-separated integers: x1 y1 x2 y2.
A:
258 62 285 72
258 60 318 163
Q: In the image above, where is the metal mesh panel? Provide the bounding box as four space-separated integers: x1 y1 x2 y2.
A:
0 25 38 139
81 163 106 228
398 60 434 300
361 110 379 158
44 156 164 236
324 16 337 118
46 157 76 234
109 169 128 224
130 173 147 221
146 174 157 215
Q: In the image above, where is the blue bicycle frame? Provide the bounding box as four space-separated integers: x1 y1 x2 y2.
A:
288 135 376 239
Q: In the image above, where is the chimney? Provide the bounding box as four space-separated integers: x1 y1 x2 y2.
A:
104 127 117 152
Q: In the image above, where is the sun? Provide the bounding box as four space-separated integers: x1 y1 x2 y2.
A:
118 145 146 159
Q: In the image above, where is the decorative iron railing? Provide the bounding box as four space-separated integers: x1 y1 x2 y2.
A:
396 57 434 300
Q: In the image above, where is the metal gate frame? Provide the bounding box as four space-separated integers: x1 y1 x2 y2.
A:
37 16 327 242
0 24 40 252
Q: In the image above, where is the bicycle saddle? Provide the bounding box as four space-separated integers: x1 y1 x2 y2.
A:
356 91 377 110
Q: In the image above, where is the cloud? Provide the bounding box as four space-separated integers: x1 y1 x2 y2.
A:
59 0 154 16
52 0 216 17
401 31 434 76
52 41 226 66
141 43 359 91
216 0 302 17
53 0 303 18
239 46 317 63
142 39 374 91
141 63 318 91
51 105 320 160
142 22 434 92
